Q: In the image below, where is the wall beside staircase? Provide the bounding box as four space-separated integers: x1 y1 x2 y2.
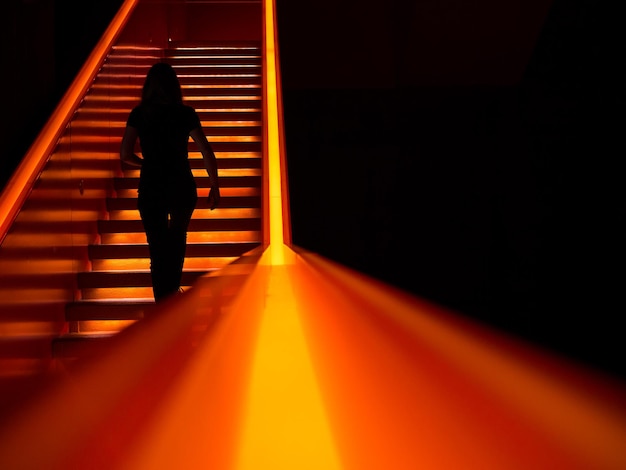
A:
118 0 261 46
276 0 626 380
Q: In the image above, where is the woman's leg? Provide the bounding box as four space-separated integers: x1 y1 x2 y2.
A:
138 200 171 301
166 203 195 293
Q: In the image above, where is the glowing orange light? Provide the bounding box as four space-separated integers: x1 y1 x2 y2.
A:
236 259 341 469
264 0 286 265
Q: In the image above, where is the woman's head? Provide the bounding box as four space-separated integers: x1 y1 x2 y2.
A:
142 62 183 105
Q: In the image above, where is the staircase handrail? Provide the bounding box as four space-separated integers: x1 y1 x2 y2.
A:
261 0 291 248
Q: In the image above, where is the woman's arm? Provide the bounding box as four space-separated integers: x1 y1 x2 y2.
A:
190 127 220 209
120 126 143 167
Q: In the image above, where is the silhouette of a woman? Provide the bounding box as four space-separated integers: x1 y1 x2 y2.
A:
120 62 220 302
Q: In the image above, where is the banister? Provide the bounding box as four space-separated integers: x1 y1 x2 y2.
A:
262 0 291 262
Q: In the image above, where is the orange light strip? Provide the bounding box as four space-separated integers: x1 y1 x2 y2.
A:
235 260 341 469
264 0 286 265
0 0 139 245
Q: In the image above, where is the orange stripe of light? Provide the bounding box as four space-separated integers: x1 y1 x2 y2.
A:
264 0 285 265
235 255 342 469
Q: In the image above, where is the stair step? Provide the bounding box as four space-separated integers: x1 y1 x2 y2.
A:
113 175 261 190
101 60 260 73
164 42 261 51
52 140 261 154
190 87 263 98
80 96 263 112
98 218 262 234
77 270 210 289
65 121 263 137
65 299 152 321
104 55 261 66
64 122 261 137
75 109 262 122
195 156 262 169
90 83 262 95
172 65 262 76
88 242 259 260
105 196 260 211
51 332 117 361
171 53 261 61
94 74 261 87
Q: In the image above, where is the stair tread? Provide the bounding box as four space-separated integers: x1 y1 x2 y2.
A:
98 218 261 232
51 332 119 360
106 196 260 211
113 174 262 190
89 241 260 258
66 299 153 321
77 270 212 288
55 332 116 341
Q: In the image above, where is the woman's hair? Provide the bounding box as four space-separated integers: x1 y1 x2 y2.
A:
141 62 183 105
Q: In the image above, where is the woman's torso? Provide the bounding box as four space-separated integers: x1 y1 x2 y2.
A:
128 103 200 202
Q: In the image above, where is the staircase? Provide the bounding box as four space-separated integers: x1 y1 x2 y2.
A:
0 42 263 363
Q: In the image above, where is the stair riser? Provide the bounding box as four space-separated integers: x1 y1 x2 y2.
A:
89 242 259 259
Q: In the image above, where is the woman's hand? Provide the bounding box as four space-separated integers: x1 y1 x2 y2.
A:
120 126 143 167
208 185 220 210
